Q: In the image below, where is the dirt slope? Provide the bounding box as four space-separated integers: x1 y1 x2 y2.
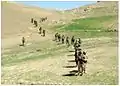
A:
1 1 118 85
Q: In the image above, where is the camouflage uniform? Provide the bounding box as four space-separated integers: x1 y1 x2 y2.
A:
81 51 87 73
39 27 42 34
71 36 75 45
78 38 81 45
62 35 65 44
77 50 87 76
34 20 38 27
58 34 61 42
66 36 70 47
74 40 80 50
55 33 58 41
43 30 45 37
22 37 25 46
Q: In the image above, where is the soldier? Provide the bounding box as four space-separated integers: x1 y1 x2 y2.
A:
74 39 81 67
66 36 70 47
39 27 42 34
77 50 87 76
77 48 84 76
62 35 65 44
31 18 33 23
78 38 81 45
22 37 25 46
43 30 45 37
34 20 38 27
74 47 79 67
74 40 80 50
71 36 75 45
58 34 61 42
55 33 58 41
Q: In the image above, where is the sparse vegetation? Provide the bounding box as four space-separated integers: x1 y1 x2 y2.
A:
1 1 118 85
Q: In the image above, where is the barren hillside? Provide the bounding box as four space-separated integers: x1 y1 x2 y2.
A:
1 1 118 85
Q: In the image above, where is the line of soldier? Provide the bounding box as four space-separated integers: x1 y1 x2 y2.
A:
54 32 70 46
54 33 81 47
31 18 46 37
31 18 38 27
54 32 88 76
31 17 47 27
20 28 46 47
20 18 47 46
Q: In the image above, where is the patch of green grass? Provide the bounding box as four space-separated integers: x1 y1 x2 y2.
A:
62 15 117 31
2 44 68 66
52 15 117 38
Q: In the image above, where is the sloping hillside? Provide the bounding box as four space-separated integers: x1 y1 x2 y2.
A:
1 1 118 85
1 1 69 38
54 1 118 32
65 1 118 18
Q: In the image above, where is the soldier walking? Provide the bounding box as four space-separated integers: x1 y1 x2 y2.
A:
31 18 33 23
39 27 42 34
77 49 87 76
66 36 70 47
43 30 45 37
78 38 81 45
34 20 38 27
22 37 25 46
62 35 65 44
71 36 75 45
55 33 58 41
58 34 61 42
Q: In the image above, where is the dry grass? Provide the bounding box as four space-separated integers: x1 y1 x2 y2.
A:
1 1 118 85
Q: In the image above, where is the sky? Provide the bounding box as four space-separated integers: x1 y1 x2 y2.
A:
16 1 97 10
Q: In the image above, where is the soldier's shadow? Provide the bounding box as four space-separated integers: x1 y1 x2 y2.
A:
57 42 63 45
69 50 75 52
67 54 75 56
68 60 75 62
52 39 56 41
19 44 24 46
63 65 76 68
41 35 45 37
62 73 76 76
62 70 78 76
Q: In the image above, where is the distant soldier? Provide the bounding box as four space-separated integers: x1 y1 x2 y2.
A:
55 33 58 41
31 18 33 23
66 36 70 47
71 36 75 45
43 30 45 37
62 35 65 44
78 38 81 45
22 37 25 46
39 27 42 34
58 34 61 42
74 40 80 50
34 20 38 27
